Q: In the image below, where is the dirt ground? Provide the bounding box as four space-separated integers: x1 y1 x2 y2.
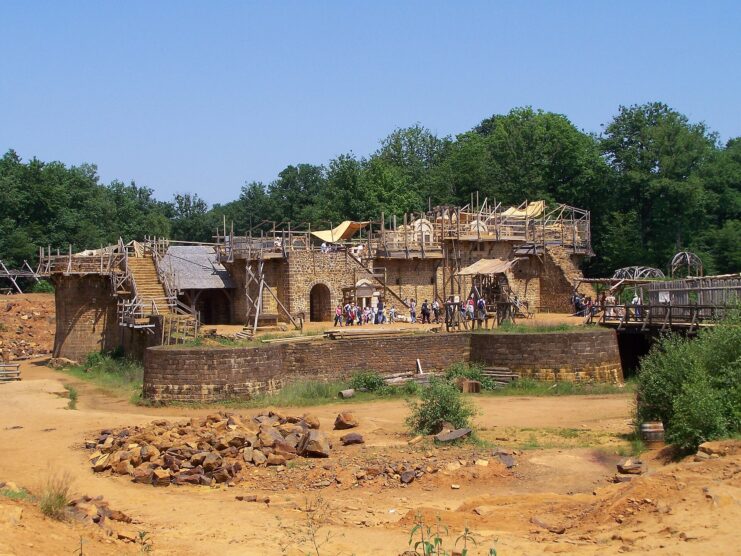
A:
204 310 587 338
0 293 55 361
2 359 740 555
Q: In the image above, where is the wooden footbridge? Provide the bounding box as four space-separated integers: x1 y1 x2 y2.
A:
592 303 728 333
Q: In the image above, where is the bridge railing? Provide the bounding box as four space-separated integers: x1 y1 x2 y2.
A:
593 303 728 331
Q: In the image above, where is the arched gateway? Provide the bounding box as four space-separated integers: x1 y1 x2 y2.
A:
309 283 332 322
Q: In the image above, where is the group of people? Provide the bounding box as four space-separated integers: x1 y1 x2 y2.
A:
571 290 643 319
406 299 442 324
335 300 394 326
333 297 450 326
445 295 488 325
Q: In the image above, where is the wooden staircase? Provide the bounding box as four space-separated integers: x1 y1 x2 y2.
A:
127 257 169 316
116 241 200 343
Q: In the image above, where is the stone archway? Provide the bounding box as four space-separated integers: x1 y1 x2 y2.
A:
309 283 332 322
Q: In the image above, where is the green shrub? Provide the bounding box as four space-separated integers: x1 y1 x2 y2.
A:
400 380 421 396
636 308 741 451
349 370 386 392
406 379 475 435
444 362 495 390
64 384 78 410
667 377 729 451
38 472 73 520
30 280 54 293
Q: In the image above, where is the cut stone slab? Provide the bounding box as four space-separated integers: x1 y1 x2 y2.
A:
531 516 566 534
616 458 644 475
496 452 516 468
434 428 472 443
334 412 359 430
340 433 364 446
400 471 415 484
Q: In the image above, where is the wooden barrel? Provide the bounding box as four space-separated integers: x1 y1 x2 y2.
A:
641 421 665 445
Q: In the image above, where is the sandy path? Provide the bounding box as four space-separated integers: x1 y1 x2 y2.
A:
6 361 738 555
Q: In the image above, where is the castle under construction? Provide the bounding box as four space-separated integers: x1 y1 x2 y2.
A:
38 198 593 361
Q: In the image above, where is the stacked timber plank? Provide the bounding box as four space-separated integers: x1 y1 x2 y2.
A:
482 366 519 388
0 363 21 382
323 328 418 341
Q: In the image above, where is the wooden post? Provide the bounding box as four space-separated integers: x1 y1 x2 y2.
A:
403 213 409 258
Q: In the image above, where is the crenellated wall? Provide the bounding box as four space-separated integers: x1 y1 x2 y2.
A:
143 328 622 403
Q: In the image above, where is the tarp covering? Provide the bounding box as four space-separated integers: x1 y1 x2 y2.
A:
501 200 545 219
456 258 524 276
311 221 369 243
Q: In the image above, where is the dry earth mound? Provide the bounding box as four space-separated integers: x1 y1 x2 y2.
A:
0 293 55 360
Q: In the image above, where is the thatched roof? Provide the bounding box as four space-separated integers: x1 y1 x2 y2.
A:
162 245 234 290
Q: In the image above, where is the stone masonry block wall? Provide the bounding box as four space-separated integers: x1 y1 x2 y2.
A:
144 328 622 402
470 328 623 383
381 259 440 310
285 251 356 321
144 333 470 402
52 275 120 361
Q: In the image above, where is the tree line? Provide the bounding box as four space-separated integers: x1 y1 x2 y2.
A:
1 102 739 277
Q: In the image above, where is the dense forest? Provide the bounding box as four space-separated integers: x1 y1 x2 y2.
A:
1 102 739 277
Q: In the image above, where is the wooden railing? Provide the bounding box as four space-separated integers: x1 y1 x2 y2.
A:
592 303 728 332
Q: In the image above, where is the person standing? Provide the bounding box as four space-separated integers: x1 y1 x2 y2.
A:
605 291 616 318
477 296 487 325
421 299 430 324
631 293 642 320
334 304 343 327
410 299 417 323
432 299 440 323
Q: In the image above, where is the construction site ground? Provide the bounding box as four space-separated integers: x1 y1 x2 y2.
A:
204 311 587 339
2 359 740 555
0 293 55 360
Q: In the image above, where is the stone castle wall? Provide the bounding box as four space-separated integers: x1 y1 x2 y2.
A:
143 328 623 402
51 274 120 361
144 333 470 402
470 328 622 382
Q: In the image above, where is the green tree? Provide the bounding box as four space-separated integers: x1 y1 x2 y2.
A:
600 102 718 266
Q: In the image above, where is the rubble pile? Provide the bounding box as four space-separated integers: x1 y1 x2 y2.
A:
86 410 331 487
68 495 131 526
0 295 55 360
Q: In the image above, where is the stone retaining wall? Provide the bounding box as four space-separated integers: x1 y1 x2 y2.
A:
470 328 622 383
144 328 622 403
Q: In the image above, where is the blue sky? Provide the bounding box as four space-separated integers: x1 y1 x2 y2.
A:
1 1 740 205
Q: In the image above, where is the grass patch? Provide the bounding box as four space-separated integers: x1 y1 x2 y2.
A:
56 353 143 402
63 384 78 409
181 379 417 409
38 471 73 520
476 322 584 334
555 428 581 439
481 377 634 397
520 433 542 450
0 487 32 501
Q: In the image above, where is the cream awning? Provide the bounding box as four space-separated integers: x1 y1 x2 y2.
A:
311 221 369 243
456 258 524 276
501 200 545 219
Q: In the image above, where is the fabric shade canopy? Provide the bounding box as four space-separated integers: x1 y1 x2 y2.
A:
501 200 545 219
456 258 524 276
311 221 369 243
